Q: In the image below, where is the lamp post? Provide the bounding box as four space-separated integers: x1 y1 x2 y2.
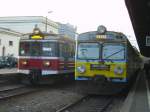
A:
45 11 53 33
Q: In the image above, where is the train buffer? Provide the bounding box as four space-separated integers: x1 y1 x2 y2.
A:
120 70 150 112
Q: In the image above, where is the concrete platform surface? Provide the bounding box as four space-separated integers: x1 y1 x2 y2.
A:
120 70 150 112
0 68 18 75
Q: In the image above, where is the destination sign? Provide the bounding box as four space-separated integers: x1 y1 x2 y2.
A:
96 35 107 39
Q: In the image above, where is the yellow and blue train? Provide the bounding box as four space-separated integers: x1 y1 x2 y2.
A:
75 25 141 94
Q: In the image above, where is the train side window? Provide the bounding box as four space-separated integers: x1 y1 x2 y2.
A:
59 43 64 57
59 43 73 58
70 44 75 58
67 44 71 57
64 44 69 58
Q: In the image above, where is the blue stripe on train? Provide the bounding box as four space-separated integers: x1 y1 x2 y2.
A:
75 77 91 80
76 77 127 83
111 78 127 83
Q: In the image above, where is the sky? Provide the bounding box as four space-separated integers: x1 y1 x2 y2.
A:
0 0 139 49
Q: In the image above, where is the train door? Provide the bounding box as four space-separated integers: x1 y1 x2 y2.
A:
59 43 63 71
59 43 67 71
64 42 75 71
64 43 69 70
59 42 74 72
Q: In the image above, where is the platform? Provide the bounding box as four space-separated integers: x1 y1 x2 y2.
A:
120 70 150 112
0 68 18 75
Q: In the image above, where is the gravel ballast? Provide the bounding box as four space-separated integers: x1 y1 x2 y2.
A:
0 83 84 112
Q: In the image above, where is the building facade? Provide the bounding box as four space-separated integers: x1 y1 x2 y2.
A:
0 16 77 58
58 23 77 39
0 28 22 57
0 16 59 34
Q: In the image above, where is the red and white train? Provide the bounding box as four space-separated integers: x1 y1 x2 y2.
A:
18 27 75 84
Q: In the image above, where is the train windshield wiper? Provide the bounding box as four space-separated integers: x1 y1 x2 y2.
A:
104 48 124 60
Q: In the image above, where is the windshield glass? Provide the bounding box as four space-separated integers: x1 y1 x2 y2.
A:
42 42 57 56
20 42 30 56
30 42 42 56
19 41 57 57
102 43 125 60
77 43 100 60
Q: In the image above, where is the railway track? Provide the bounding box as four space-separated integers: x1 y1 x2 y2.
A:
0 79 10 85
0 78 19 88
0 73 21 85
0 84 40 100
0 79 75 101
56 95 113 112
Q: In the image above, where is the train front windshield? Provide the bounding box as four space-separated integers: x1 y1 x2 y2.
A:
77 42 125 60
77 43 100 60
102 43 125 60
19 41 58 57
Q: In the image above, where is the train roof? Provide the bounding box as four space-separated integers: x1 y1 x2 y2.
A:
77 31 127 41
21 32 75 42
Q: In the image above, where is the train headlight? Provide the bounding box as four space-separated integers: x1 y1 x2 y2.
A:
114 66 124 75
77 65 86 73
21 60 28 65
43 61 50 67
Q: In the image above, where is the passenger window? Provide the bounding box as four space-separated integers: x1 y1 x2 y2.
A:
59 43 66 57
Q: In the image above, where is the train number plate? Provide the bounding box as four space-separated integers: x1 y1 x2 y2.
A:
90 64 110 70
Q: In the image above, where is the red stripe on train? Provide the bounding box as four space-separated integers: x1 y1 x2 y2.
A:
18 58 59 70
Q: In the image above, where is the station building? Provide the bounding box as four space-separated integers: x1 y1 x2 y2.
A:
0 16 59 58
0 16 59 34
0 16 77 58
0 27 22 57
58 23 77 39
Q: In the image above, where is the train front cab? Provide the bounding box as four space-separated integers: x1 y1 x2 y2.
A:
18 28 75 84
75 42 128 94
75 26 131 94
